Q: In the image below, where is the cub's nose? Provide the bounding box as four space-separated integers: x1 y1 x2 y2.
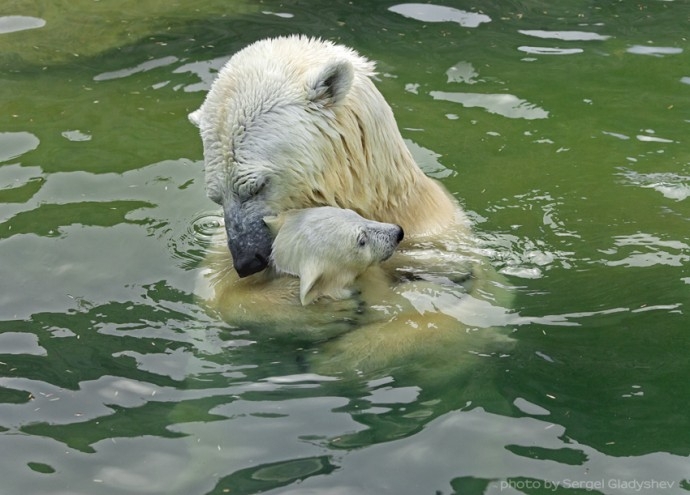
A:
395 225 404 243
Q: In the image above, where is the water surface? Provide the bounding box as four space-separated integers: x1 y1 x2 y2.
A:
1 1 690 494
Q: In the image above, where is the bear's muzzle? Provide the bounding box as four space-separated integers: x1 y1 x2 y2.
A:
223 197 274 277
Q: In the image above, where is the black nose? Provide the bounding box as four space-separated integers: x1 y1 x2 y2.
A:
234 253 269 278
396 225 404 243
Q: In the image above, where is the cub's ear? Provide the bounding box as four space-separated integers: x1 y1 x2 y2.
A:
299 262 324 306
308 59 354 106
263 215 284 236
188 109 202 128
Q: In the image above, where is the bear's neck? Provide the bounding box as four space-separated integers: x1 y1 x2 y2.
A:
325 145 458 236
328 102 458 236
365 153 458 236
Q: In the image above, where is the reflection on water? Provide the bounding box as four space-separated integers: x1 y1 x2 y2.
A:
94 56 180 82
431 91 549 120
1 0 690 494
518 46 584 55
0 15 45 34
388 3 491 28
519 29 611 41
445 61 480 84
627 45 684 57
0 132 40 162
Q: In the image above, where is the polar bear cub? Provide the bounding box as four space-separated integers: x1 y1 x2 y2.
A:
264 207 404 306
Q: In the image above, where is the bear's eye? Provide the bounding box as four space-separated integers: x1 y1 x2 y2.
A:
236 175 269 201
357 232 367 247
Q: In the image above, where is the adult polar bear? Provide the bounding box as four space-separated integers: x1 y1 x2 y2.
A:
191 35 512 374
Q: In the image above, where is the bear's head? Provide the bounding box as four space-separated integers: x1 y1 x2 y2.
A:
190 35 425 278
264 207 404 305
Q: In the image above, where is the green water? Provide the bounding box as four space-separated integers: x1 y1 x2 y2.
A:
1 1 690 494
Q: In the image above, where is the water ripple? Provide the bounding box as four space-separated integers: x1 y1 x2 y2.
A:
618 169 690 201
170 212 222 267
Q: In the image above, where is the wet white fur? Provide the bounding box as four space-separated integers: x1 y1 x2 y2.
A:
265 207 402 305
189 35 460 236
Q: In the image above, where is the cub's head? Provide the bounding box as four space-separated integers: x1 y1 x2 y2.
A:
264 207 404 305
189 35 379 278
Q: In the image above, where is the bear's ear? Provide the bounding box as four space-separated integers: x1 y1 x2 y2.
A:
308 60 354 106
299 262 324 306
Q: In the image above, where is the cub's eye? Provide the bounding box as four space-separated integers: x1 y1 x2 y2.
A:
357 232 367 247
